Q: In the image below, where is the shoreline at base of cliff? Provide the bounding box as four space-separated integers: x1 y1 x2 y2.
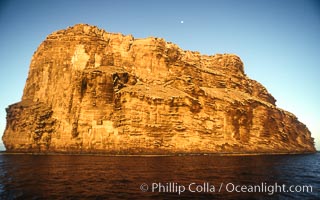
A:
0 151 317 157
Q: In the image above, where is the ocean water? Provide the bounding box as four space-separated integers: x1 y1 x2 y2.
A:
0 153 319 199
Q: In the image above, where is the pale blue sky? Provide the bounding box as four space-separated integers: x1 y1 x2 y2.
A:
0 0 319 150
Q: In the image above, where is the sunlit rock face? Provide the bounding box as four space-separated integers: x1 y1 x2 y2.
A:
2 24 316 154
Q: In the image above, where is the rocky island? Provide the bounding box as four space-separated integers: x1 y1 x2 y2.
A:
2 24 316 154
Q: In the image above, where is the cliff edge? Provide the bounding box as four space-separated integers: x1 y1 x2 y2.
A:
2 24 316 154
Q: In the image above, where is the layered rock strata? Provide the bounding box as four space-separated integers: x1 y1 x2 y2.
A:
2 24 316 154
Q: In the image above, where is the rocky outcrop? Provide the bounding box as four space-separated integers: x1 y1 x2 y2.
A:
2 24 316 154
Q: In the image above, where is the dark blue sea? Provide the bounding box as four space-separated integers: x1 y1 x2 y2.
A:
0 153 319 199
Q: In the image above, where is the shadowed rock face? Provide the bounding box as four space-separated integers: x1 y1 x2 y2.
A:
2 24 315 154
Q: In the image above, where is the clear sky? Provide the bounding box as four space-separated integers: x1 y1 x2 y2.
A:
0 0 319 150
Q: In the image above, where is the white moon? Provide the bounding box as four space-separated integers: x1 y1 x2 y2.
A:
180 21 184 24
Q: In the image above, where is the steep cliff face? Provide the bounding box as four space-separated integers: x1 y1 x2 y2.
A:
2 24 315 154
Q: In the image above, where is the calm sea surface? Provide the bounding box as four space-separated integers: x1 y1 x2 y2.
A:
0 153 319 200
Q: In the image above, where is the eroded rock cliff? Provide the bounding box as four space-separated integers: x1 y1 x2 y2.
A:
2 24 315 154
